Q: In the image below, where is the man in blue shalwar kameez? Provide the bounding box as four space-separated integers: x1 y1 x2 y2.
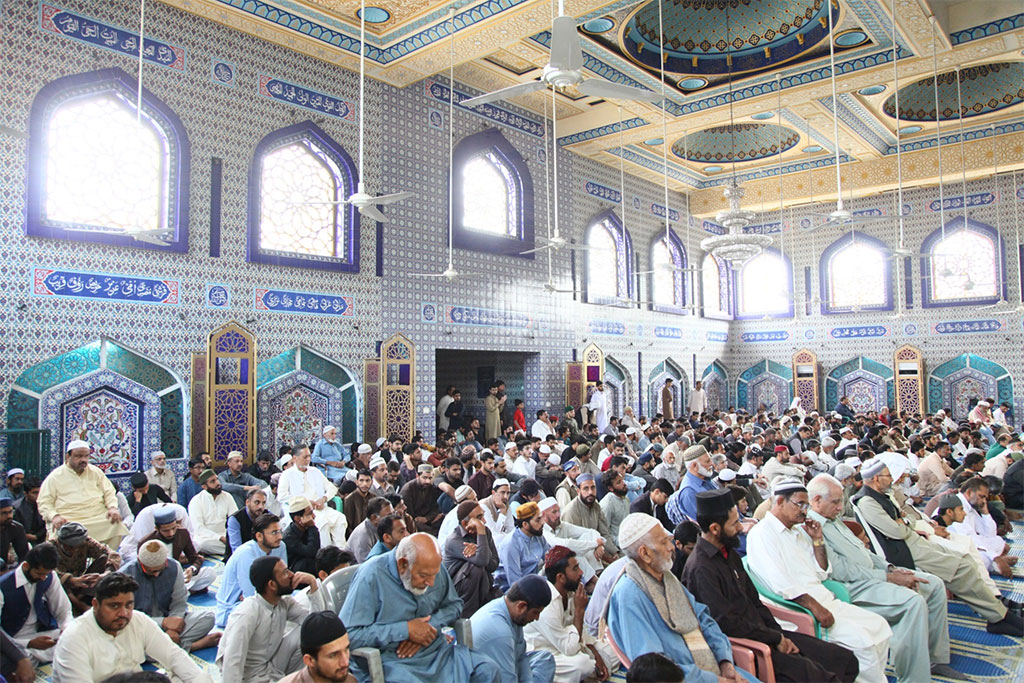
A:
606 513 759 683
471 574 555 683
339 533 500 683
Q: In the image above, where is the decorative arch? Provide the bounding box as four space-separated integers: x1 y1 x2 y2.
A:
649 358 688 419
920 216 1006 308
819 231 893 314
734 247 793 319
248 120 359 271
583 210 635 305
6 339 187 479
25 67 190 251
452 127 535 257
736 360 793 414
928 354 1013 420
207 322 257 466
380 333 415 440
701 254 733 319
824 357 894 414
602 355 632 417
701 361 730 412
649 228 688 314
256 345 361 453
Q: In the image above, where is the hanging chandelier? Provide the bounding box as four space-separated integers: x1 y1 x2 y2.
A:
698 4 771 268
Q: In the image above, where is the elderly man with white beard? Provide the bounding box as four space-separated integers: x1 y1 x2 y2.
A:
339 533 500 682
277 445 348 548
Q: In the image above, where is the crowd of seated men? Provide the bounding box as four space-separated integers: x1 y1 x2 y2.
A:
1 389 1020 682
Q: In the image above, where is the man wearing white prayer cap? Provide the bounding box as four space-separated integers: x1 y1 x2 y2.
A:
437 485 478 544
747 477 893 682
311 425 348 481
537 497 604 589
606 513 756 682
38 440 128 548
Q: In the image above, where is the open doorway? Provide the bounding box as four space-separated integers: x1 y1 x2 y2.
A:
435 350 538 434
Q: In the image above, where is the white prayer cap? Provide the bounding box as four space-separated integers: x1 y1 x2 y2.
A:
137 539 169 568
227 450 243 461
964 447 985 456
538 497 558 512
718 469 736 482
357 443 373 455
878 452 909 482
455 485 474 502
66 439 90 452
780 416 792 425
821 437 836 448
548 454 561 467
369 456 386 470
843 456 861 468
323 425 337 435
375 437 387 447
618 513 661 550
276 453 293 468
834 464 856 481
539 445 552 455
840 425 854 434
860 458 887 480
492 478 510 490
625 427 639 436
977 401 990 407
771 477 806 496
479 448 493 457
504 441 518 452
936 409 946 417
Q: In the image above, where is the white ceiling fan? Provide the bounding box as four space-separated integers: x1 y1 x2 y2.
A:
297 0 413 222
461 0 660 109
538 89 583 295
63 226 174 246
804 6 894 232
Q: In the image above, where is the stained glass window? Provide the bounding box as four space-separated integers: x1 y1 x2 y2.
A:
928 228 999 302
737 251 791 317
702 254 727 318
825 239 888 310
462 151 517 237
650 233 686 312
584 213 633 304
259 140 345 258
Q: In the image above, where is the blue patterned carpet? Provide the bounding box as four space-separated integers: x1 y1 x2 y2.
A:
33 521 1024 682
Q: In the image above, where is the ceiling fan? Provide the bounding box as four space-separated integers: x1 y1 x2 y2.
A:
461 0 660 109
538 91 583 295
411 6 488 281
63 226 174 246
295 0 413 222
803 6 894 232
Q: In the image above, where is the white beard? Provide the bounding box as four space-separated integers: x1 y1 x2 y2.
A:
400 568 428 596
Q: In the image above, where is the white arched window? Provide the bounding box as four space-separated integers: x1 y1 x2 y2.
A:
462 152 517 237
584 212 633 304
26 68 189 251
702 254 727 318
737 250 791 318
822 233 891 312
927 227 999 304
650 231 686 313
248 122 358 271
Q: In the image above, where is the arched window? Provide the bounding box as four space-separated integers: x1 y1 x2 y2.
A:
452 128 534 257
26 68 190 251
584 210 634 305
921 218 1003 307
701 254 731 319
735 249 793 319
820 232 893 313
248 121 358 271
649 229 687 314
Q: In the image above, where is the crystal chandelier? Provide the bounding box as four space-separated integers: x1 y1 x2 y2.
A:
698 3 771 269
701 181 772 267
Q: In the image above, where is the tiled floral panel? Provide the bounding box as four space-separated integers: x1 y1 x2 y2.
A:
256 370 343 455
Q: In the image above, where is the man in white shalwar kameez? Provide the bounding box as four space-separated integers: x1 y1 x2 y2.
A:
688 381 708 417
586 382 610 433
747 478 891 683
539 498 604 585
277 446 347 547
948 480 1014 576
186 470 237 556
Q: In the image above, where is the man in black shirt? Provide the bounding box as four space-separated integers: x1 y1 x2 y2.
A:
127 472 171 517
283 496 320 574
13 478 45 545
0 498 29 571
682 488 859 682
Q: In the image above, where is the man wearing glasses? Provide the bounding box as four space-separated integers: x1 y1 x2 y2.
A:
747 477 892 683
214 513 288 628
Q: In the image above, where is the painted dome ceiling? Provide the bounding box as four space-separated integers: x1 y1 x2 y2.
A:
883 62 1024 121
621 0 838 76
672 123 801 163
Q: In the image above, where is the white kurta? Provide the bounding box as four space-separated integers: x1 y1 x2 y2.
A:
0 566 73 663
524 581 616 683
187 490 237 555
543 522 602 582
587 391 609 433
277 466 347 547
53 610 210 683
948 493 1005 568
687 388 707 416
746 512 891 683
510 455 537 479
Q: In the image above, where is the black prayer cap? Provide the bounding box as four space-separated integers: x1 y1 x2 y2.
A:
695 488 735 517
301 610 347 651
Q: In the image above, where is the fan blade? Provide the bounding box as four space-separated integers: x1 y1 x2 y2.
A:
847 215 896 225
410 272 449 278
0 124 26 139
577 78 660 103
290 200 351 206
374 191 415 205
549 15 584 71
518 244 555 255
358 204 388 223
462 81 547 108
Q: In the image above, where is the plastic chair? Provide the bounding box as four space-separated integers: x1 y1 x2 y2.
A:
329 564 473 683
742 557 850 640
761 601 817 637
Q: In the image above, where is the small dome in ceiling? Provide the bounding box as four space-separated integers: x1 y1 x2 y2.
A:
621 0 839 76
882 62 1024 121
673 123 801 163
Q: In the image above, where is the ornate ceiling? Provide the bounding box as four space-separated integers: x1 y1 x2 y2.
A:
165 0 1024 215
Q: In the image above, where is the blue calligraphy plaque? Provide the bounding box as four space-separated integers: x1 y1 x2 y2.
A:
33 267 180 305
254 288 353 316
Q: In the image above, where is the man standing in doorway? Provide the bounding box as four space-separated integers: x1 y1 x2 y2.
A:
484 383 507 442
661 379 675 421
587 383 610 434
688 381 707 417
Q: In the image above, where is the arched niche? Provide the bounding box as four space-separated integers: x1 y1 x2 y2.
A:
737 360 793 414
824 357 894 414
